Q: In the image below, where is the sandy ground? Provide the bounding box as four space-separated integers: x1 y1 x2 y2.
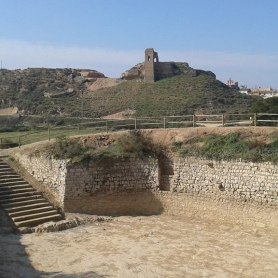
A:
1 211 278 278
2 127 278 277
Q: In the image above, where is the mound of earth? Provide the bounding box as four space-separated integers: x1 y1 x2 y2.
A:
6 127 278 159
145 126 277 146
102 109 136 120
87 78 123 93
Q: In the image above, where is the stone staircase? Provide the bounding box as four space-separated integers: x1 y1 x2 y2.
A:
0 159 63 228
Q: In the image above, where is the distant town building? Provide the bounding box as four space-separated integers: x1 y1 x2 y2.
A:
226 78 239 90
250 87 278 99
239 86 278 99
239 88 251 95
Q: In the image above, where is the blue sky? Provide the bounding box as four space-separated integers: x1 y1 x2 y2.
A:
1 0 278 88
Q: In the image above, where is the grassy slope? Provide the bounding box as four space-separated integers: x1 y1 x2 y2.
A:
0 68 258 118
89 74 258 117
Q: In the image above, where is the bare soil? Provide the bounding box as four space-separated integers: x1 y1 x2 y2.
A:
1 212 278 277
102 109 136 120
0 107 18 116
87 78 123 94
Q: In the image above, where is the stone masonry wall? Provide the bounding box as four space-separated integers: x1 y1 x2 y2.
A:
13 154 67 207
154 63 174 81
168 158 278 206
64 158 160 214
65 158 158 197
13 153 278 216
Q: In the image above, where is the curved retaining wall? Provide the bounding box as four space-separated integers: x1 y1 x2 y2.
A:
13 154 278 217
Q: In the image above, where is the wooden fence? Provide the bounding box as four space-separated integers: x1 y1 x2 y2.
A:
1 113 278 149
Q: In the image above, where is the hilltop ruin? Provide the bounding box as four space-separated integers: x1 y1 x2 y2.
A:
121 48 216 82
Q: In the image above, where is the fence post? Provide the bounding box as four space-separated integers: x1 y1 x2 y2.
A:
135 118 137 130
253 113 257 126
106 120 108 133
192 114 195 128
18 136 21 148
48 127 50 140
77 124 80 135
222 114 225 127
163 117 166 129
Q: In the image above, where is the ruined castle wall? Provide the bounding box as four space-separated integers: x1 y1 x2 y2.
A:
154 62 175 81
144 48 156 83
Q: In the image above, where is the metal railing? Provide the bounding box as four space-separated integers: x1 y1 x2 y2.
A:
0 113 277 149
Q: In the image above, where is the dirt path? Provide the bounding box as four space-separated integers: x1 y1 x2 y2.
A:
1 214 278 278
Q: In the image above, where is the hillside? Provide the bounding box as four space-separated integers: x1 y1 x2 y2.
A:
0 68 104 117
88 73 258 117
0 66 258 119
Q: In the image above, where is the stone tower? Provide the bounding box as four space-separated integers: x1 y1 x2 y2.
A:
144 48 159 82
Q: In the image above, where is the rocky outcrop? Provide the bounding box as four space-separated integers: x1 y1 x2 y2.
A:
80 70 105 79
121 63 145 81
0 107 20 117
44 88 75 98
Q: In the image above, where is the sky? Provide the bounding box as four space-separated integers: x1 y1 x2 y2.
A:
0 0 278 88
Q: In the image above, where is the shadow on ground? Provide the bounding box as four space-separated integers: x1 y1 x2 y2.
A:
0 207 106 278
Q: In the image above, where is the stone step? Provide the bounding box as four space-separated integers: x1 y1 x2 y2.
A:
4 202 51 213
0 192 39 203
0 173 19 176
0 187 35 198
0 180 28 186
0 184 35 192
0 186 36 193
0 172 20 176
9 206 56 218
1 197 45 208
0 178 22 183
12 210 59 223
0 164 13 168
0 183 32 191
15 214 63 227
0 171 15 176
0 170 13 174
0 167 12 172
0 167 12 171
0 177 23 183
0 158 63 228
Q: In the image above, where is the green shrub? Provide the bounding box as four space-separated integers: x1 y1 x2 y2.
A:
53 136 89 161
117 130 160 159
52 131 163 162
175 132 278 162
